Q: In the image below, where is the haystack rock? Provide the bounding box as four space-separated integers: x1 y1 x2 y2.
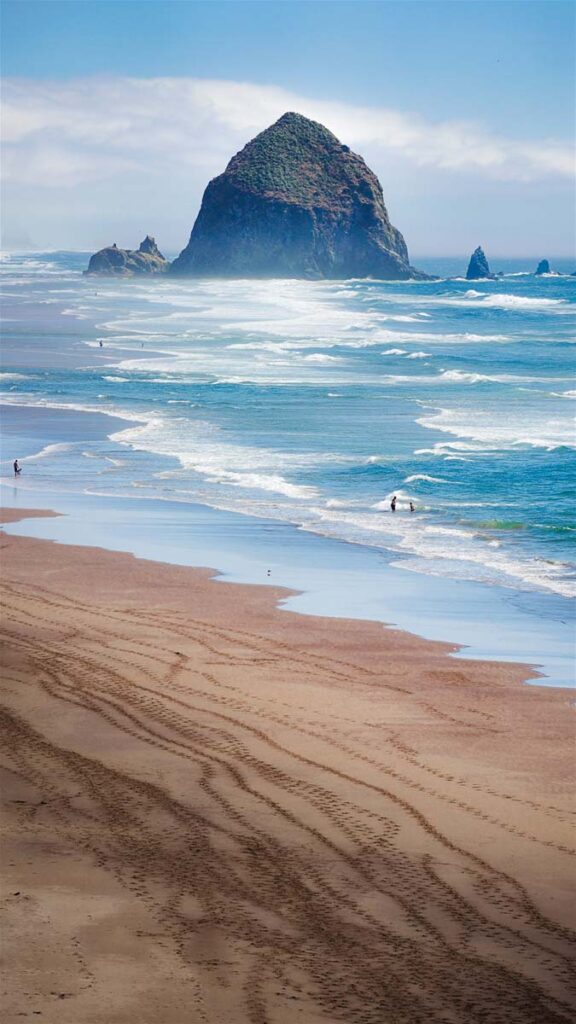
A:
535 259 550 275
86 236 168 275
466 246 494 281
171 112 426 280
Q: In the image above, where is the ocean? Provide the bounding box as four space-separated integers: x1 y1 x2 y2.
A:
1 251 574 684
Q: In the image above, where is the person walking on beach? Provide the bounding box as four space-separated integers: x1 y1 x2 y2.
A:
13 459 21 475
390 495 397 512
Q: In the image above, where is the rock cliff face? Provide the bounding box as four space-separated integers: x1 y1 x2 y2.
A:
535 259 550 275
171 113 425 280
86 236 168 275
466 246 494 280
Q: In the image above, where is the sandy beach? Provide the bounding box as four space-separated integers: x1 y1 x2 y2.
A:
1 506 574 1024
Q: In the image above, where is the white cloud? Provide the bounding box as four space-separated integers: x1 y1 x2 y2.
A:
3 75 574 189
2 76 574 254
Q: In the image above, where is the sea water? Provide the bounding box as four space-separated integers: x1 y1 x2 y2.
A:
1 251 574 684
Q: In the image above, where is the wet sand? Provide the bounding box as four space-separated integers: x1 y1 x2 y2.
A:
1 507 574 1024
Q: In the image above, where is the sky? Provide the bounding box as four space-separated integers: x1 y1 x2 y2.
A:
1 0 575 257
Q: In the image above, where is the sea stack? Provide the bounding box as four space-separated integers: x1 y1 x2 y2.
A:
466 246 494 280
86 236 168 275
171 112 426 280
535 259 550 275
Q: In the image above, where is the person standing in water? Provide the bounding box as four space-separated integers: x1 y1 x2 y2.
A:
409 501 415 513
390 495 397 512
13 459 21 475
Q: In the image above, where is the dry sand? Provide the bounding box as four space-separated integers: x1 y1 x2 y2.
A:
1 506 574 1023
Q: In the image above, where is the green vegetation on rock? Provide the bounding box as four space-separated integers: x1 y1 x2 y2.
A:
171 112 427 280
226 113 364 208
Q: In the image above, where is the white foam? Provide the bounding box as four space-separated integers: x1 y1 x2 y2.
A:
417 405 576 451
0 393 149 426
385 314 424 322
111 415 353 503
404 474 448 484
440 370 572 386
377 289 573 317
21 442 74 462
381 348 408 355
97 279 519 386
303 505 575 598
62 308 89 319
364 452 405 465
146 376 194 383
211 471 318 500
440 370 494 384
325 498 354 508
302 353 343 363
483 293 569 310
445 292 572 313
414 440 501 456
115 350 361 386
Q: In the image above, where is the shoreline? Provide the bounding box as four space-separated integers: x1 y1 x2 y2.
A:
1 505 574 1023
0 503 528 676
2 482 574 687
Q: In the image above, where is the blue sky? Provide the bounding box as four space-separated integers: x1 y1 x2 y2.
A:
2 1 574 256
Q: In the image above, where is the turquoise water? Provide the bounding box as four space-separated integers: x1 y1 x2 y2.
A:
1 251 574 683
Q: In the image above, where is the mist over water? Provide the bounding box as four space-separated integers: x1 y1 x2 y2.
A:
1 251 575 609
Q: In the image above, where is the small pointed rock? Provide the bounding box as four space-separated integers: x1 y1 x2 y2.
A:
466 246 494 280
